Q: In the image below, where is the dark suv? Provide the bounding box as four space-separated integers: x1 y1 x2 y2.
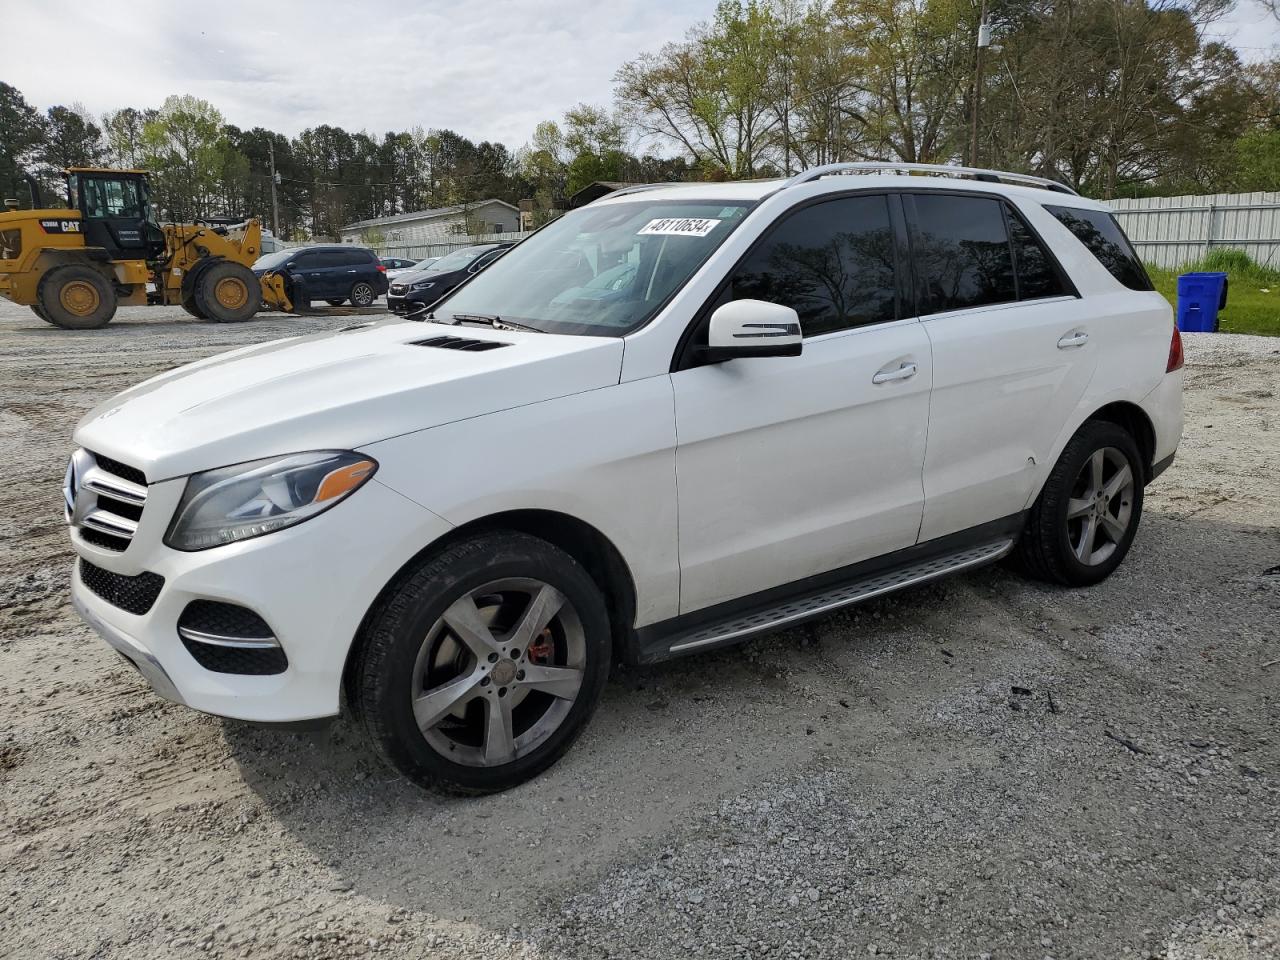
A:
253 245 388 308
386 242 514 314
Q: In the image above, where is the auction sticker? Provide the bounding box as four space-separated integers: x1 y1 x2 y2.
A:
638 217 722 238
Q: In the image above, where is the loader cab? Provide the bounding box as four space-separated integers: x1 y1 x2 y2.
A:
65 169 166 262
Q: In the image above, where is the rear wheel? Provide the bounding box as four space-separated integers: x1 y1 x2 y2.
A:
349 281 376 308
353 531 611 794
37 265 116 329
1011 421 1144 586
194 261 259 323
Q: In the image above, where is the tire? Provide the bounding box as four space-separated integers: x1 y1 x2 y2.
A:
349 281 376 308
194 261 259 323
1010 420 1144 587
353 531 611 794
37 264 116 329
181 295 206 319
30 304 54 325
325 298 347 306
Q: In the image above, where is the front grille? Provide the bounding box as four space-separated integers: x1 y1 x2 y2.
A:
92 453 147 486
178 600 287 675
67 450 149 552
410 335 509 352
389 284 406 295
79 559 164 615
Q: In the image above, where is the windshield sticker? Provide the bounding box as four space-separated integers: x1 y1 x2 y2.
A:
638 217 722 238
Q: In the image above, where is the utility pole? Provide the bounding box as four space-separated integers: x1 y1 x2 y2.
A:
970 0 990 168
267 139 281 238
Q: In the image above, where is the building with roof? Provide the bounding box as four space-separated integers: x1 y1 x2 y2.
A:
340 199 520 247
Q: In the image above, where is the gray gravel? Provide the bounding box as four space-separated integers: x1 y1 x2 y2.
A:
0 300 1277 960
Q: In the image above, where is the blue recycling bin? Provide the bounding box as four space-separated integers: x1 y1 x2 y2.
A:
1176 272 1228 333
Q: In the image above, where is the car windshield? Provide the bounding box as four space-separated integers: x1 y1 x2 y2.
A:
424 248 494 274
254 249 293 270
433 199 753 336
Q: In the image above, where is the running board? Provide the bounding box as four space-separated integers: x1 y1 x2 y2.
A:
665 539 1014 656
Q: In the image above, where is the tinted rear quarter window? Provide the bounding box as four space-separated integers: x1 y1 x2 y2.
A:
911 194 1016 313
1045 205 1152 291
727 194 898 336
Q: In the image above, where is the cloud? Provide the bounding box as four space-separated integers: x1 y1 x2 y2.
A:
4 0 714 145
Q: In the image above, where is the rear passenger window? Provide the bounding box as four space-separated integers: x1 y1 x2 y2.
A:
911 194 1015 313
340 250 371 267
1006 208 1067 300
1045 205 1153 291
727 195 897 336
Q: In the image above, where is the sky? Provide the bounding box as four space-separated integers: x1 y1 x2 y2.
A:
2 0 718 147
4 0 1278 151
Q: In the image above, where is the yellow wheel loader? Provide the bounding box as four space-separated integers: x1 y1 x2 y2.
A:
0 168 292 329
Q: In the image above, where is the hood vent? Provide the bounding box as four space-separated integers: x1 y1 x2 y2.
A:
410 335 510 352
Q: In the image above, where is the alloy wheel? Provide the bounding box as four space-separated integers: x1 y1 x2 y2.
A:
1066 446 1135 566
411 578 586 767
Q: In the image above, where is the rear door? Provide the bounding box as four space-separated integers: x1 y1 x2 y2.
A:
907 191 1096 541
671 193 933 613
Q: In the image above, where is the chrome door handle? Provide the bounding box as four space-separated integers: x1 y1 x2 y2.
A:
872 361 918 384
1058 331 1089 348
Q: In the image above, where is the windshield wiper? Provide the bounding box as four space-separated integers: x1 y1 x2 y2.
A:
449 313 543 334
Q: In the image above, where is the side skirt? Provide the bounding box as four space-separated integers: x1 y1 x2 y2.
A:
629 514 1024 664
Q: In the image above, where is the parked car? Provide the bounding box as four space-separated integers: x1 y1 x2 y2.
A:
386 243 513 314
381 256 428 281
252 244 388 308
65 164 1183 795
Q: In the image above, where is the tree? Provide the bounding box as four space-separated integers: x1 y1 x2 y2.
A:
31 105 105 202
0 82 46 206
1235 129 1280 190
615 1 782 177
141 95 235 221
102 107 151 169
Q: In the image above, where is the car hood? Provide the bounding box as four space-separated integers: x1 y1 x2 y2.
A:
74 318 624 481
391 267 462 286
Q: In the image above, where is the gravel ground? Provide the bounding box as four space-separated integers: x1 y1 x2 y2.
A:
0 300 1277 960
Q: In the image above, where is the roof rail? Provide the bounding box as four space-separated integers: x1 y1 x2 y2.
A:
596 183 667 201
782 162 1079 196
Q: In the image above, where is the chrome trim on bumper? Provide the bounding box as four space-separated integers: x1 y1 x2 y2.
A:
72 590 186 706
177 626 279 649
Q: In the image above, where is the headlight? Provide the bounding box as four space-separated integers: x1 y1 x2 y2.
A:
164 451 377 551
410 280 435 290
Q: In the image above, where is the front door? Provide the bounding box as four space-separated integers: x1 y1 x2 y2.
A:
672 194 932 614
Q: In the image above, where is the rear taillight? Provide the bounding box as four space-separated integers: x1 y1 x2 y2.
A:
1167 325 1184 372
376 264 387 272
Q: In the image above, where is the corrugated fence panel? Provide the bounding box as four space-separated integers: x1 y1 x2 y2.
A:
1108 192 1280 269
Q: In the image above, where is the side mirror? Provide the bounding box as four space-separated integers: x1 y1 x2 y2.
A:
699 299 803 363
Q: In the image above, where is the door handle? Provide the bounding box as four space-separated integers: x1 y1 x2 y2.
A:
1057 331 1089 348
872 361 918 384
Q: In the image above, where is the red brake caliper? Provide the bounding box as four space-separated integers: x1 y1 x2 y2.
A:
526 627 554 664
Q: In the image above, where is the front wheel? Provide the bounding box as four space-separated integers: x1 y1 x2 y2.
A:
349 281 376 308
325 298 346 306
353 531 611 794
195 261 259 323
1011 420 1144 586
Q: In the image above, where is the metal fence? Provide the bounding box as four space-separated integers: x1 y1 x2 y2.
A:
1108 192 1280 270
373 231 531 261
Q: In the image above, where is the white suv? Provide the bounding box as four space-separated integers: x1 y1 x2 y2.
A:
66 164 1183 793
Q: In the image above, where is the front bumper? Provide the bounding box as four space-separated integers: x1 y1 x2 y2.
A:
70 476 453 722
